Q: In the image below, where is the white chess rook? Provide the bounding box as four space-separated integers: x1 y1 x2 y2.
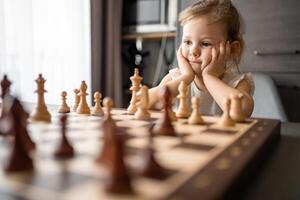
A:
230 93 246 122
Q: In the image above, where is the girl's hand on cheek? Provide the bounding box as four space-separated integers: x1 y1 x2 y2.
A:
177 46 195 84
202 41 230 78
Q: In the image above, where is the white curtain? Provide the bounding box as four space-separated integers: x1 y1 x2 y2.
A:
0 0 91 105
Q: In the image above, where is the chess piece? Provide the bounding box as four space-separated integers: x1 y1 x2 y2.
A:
153 87 176 137
72 89 80 112
168 93 177 122
5 98 34 172
30 74 51 122
1 74 11 99
96 97 116 164
76 81 90 114
139 124 167 178
230 93 246 122
96 98 132 193
58 91 70 113
104 128 132 194
21 108 36 152
103 97 113 119
54 114 74 159
135 86 150 120
91 91 104 116
216 98 235 127
188 96 204 125
127 68 142 115
0 74 12 119
176 81 191 118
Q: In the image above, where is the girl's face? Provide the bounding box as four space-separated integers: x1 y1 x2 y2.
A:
181 14 228 75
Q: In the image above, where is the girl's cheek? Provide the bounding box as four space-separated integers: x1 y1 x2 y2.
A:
202 51 212 62
181 49 189 59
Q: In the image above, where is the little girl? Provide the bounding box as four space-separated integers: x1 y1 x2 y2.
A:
149 0 254 117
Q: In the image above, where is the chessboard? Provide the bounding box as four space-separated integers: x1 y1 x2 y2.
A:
0 108 280 200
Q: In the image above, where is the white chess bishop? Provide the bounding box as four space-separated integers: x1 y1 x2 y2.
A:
76 81 90 114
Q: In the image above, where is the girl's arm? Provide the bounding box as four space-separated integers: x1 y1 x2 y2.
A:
203 74 254 117
149 73 194 109
202 41 254 117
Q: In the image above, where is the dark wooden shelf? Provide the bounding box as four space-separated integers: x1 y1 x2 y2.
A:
122 31 176 41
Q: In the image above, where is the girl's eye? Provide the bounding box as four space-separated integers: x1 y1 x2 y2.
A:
202 42 212 47
184 40 192 45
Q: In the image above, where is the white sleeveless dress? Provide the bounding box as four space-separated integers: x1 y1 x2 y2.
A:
169 67 255 116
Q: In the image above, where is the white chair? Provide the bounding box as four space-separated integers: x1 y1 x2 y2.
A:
252 73 288 122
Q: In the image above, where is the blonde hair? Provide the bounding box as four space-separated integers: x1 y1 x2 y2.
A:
179 0 244 64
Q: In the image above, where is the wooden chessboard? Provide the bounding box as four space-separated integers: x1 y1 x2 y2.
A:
0 108 280 200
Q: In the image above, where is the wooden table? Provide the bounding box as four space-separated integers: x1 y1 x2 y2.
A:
241 122 300 200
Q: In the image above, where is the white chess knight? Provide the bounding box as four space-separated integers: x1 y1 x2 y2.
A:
188 96 204 124
135 86 150 120
72 88 80 112
76 81 90 114
176 81 191 118
127 68 143 115
30 74 52 122
230 93 246 122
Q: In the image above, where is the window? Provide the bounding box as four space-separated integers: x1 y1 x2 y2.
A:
0 0 91 105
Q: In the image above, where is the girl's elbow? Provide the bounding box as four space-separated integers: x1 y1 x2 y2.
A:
242 96 254 117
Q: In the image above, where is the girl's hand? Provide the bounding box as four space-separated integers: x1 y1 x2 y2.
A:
202 41 231 78
177 46 195 84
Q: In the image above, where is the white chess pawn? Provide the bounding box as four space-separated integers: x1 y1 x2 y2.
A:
168 94 177 122
230 93 246 122
135 86 150 120
30 74 51 122
91 91 104 116
188 96 204 125
76 81 90 114
103 97 113 118
127 68 143 115
176 81 191 118
216 98 235 127
72 88 80 112
58 91 70 113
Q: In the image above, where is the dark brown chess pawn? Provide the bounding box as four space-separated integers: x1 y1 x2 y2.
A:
153 86 176 137
54 114 74 159
1 74 11 99
5 98 33 173
104 124 132 194
96 97 117 164
139 124 167 178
